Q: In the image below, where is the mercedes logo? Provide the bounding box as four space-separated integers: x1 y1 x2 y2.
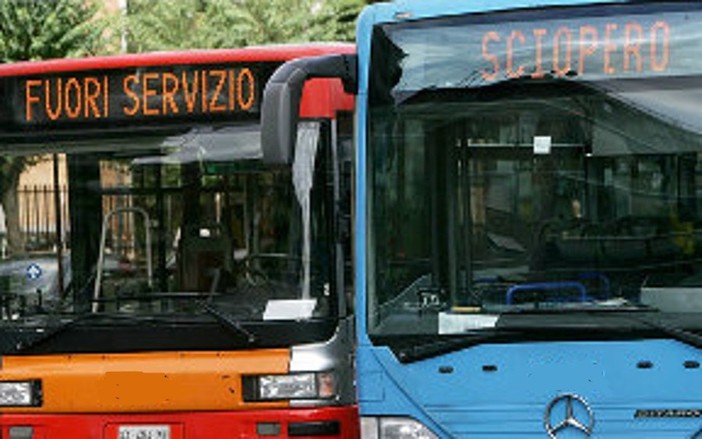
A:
544 393 595 438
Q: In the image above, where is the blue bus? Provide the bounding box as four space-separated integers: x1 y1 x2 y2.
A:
262 1 702 437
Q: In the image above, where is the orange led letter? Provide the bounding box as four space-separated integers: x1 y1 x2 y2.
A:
228 69 237 110
237 68 255 110
532 28 548 78
650 21 670 72
209 70 227 112
162 73 180 115
603 23 619 75
481 31 501 81
182 71 199 113
506 31 526 79
578 26 598 75
624 22 644 72
123 75 140 116
83 77 102 118
64 78 82 119
45 78 63 121
201 70 209 112
25 79 42 121
142 72 159 116
553 27 573 77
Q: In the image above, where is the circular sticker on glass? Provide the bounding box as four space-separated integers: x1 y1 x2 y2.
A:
26 263 43 281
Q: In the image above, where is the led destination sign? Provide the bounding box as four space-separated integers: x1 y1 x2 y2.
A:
7 62 271 129
480 18 670 81
388 5 702 92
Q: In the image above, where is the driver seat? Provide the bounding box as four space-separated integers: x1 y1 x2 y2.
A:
176 224 233 292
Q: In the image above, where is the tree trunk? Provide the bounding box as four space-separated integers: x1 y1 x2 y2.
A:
2 178 25 258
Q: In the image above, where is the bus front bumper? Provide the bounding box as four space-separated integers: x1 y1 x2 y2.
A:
0 406 359 439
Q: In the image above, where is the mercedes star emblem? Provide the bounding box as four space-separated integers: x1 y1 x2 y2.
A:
544 393 595 438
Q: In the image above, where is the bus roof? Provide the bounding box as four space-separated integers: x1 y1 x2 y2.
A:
0 43 355 77
360 0 626 25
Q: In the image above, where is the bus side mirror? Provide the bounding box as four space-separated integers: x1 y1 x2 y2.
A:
261 54 357 165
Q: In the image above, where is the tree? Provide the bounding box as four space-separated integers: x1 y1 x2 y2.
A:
0 0 111 62
0 0 112 256
125 0 232 52
312 0 369 42
125 0 367 52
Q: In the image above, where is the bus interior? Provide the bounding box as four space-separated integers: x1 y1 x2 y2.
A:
368 77 702 334
0 119 350 329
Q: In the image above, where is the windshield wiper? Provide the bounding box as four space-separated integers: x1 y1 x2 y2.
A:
393 304 702 363
200 301 257 344
395 329 522 364
500 303 650 314
10 300 257 354
503 306 702 349
624 313 702 350
11 313 137 354
97 292 257 344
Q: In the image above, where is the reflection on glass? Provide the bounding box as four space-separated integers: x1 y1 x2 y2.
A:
368 2 702 336
0 123 333 322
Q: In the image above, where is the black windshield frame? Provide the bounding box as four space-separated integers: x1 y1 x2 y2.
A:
366 1 702 340
0 116 349 353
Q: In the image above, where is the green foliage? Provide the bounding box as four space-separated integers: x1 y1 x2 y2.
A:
0 0 114 255
125 0 223 52
316 0 368 42
0 0 112 62
125 0 366 52
0 0 110 181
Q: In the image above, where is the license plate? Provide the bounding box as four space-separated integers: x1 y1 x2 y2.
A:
118 425 170 439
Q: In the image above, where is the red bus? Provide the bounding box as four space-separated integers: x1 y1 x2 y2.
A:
0 44 357 438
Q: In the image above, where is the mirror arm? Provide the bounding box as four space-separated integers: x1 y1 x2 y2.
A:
261 54 357 164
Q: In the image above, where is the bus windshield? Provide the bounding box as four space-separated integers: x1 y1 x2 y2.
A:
0 121 336 324
367 2 702 336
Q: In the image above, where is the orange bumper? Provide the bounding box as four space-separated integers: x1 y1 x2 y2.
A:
0 350 290 413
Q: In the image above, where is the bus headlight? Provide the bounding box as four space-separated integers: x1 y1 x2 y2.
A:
0 380 42 407
361 417 438 439
243 371 336 401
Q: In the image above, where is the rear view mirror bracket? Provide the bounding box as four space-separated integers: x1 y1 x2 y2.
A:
261 54 357 165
